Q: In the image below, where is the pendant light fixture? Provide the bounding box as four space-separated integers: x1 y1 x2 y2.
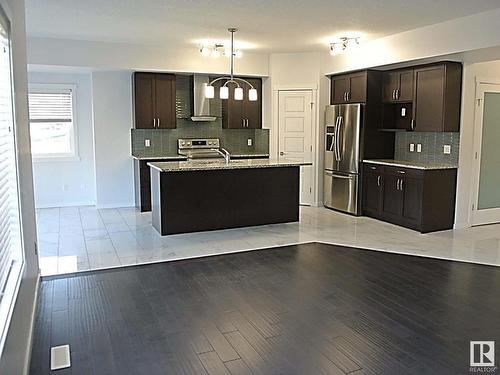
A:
204 28 257 102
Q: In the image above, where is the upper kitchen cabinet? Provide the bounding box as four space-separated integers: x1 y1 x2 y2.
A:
331 71 368 104
412 62 462 132
222 77 262 129
133 72 176 129
330 71 378 104
382 69 413 103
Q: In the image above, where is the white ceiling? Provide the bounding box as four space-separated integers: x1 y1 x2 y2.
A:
25 0 500 53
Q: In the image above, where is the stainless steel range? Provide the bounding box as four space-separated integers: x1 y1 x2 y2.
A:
178 138 230 162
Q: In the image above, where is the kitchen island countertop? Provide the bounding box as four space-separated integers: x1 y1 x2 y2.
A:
148 159 311 172
363 159 458 170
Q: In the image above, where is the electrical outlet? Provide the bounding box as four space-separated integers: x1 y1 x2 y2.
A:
417 144 422 153
247 138 252 146
145 139 151 147
443 145 451 154
409 143 415 152
401 107 406 117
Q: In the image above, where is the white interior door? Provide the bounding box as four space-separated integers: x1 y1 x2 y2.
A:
278 90 313 205
471 82 500 226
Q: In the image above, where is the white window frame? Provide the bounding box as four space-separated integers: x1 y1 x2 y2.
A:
28 83 79 162
0 2 25 355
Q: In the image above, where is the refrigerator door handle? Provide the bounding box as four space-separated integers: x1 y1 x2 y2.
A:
333 116 340 160
336 116 343 161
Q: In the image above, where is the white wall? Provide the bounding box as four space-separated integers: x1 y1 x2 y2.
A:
28 37 269 77
321 7 500 75
28 71 96 207
91 71 135 208
0 0 39 373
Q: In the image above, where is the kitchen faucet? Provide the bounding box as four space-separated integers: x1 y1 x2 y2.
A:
212 148 231 163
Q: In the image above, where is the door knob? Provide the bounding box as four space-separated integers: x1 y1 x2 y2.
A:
279 151 285 156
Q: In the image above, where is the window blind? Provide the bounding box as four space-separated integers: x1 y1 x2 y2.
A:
0 5 23 353
28 90 73 122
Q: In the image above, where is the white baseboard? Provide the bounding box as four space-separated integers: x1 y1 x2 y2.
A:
35 201 95 209
22 273 40 375
96 202 135 209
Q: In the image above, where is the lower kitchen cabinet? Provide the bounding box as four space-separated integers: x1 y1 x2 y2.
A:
134 158 174 212
362 164 457 233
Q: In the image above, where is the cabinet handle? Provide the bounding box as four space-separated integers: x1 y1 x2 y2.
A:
370 166 377 170
377 175 381 187
392 90 395 100
410 119 415 131
157 118 160 128
396 179 400 190
396 89 400 100
348 91 351 101
153 118 156 128
400 179 404 190
242 119 245 127
397 170 406 174
246 119 249 127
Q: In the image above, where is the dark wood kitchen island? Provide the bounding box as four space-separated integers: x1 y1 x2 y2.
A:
148 159 311 235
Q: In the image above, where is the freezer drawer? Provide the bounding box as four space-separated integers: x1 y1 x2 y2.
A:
324 170 359 215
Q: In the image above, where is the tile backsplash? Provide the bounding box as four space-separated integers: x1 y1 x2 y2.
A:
131 119 269 158
394 132 460 165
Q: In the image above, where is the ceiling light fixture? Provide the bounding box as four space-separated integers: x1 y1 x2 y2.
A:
329 37 360 55
204 28 257 101
199 43 242 59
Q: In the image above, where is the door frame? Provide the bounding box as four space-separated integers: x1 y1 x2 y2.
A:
469 77 500 226
272 85 319 206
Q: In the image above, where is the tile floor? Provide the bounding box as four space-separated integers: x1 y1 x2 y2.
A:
36 205 500 276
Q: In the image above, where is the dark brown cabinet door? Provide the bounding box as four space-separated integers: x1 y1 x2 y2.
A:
413 65 445 132
381 173 403 219
222 85 245 128
155 74 176 129
133 72 176 129
401 177 423 226
348 72 367 103
383 72 399 103
382 69 413 103
243 78 262 129
222 77 262 129
362 170 383 217
134 73 156 129
398 69 414 102
331 75 350 104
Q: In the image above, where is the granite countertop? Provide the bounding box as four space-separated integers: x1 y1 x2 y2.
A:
132 153 270 161
148 159 311 172
363 159 458 170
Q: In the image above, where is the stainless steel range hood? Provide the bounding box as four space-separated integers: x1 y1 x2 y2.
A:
191 75 217 122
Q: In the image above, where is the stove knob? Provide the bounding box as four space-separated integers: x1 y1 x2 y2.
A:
181 142 185 146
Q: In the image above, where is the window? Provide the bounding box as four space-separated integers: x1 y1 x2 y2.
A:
28 84 78 160
0 5 24 354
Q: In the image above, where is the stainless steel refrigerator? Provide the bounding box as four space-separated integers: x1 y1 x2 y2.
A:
324 104 363 215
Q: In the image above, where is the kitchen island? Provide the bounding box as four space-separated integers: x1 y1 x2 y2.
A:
148 159 312 235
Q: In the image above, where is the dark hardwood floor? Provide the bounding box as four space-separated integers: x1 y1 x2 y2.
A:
30 243 500 375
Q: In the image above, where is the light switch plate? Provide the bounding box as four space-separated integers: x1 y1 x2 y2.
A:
409 143 415 152
145 139 151 147
401 108 407 117
417 144 422 153
247 138 252 146
443 145 451 154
